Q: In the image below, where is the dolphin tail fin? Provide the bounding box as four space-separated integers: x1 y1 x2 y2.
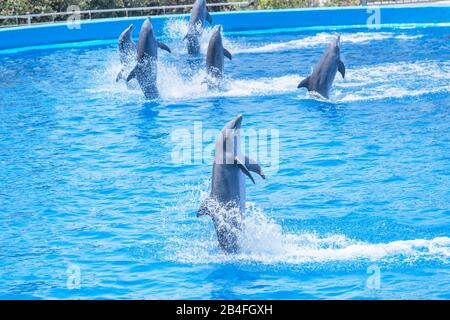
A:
245 156 265 179
158 42 171 53
206 12 212 24
338 60 345 79
298 76 310 89
223 48 232 60
126 65 138 82
235 156 255 184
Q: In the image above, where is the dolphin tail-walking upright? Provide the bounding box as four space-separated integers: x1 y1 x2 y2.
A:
116 24 136 82
298 35 345 99
184 0 213 55
126 18 171 99
198 115 265 253
206 25 232 87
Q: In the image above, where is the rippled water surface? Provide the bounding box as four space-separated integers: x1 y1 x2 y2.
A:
0 21 449 299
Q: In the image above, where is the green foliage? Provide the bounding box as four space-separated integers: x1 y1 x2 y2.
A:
0 0 361 25
256 0 309 9
256 0 359 9
0 1 230 15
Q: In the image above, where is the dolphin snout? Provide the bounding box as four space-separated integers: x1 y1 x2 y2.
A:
214 25 222 34
335 35 341 46
233 114 243 129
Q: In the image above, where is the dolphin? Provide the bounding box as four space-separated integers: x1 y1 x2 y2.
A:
126 18 171 99
116 24 137 82
185 0 212 55
206 25 232 84
297 36 345 99
198 115 265 253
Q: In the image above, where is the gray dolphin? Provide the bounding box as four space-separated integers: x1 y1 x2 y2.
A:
185 0 212 55
298 35 345 99
198 115 265 253
116 24 136 82
126 18 171 99
206 25 232 84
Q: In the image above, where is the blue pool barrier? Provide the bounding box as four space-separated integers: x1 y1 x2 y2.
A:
0 5 449 51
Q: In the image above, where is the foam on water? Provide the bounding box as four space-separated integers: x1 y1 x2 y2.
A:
163 20 422 55
227 32 422 54
88 21 448 103
91 56 302 101
331 61 450 102
172 208 450 265
92 53 449 103
167 182 450 265
164 18 221 55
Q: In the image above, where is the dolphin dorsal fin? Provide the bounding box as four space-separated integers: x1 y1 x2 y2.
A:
206 11 212 24
223 48 232 60
338 60 345 79
158 42 171 53
235 156 255 184
297 76 310 89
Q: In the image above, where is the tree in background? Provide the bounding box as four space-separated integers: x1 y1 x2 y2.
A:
256 0 359 9
0 0 360 20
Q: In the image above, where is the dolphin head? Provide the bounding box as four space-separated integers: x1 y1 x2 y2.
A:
223 114 243 131
122 24 133 35
139 17 156 40
119 24 134 45
330 35 341 54
215 115 243 165
137 18 157 59
142 18 153 33
213 25 222 36
210 25 222 44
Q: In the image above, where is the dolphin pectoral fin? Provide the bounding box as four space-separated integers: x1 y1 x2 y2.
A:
223 48 232 60
338 60 346 78
297 76 310 89
235 156 255 184
245 156 265 179
206 12 213 24
197 201 210 217
116 69 124 82
126 66 138 82
158 42 171 53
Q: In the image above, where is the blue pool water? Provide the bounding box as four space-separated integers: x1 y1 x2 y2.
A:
0 20 449 299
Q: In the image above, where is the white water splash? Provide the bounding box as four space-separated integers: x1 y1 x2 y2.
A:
172 214 450 265
164 18 222 55
331 61 450 102
93 56 449 103
90 21 448 103
229 32 423 55
91 55 302 101
167 182 450 265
